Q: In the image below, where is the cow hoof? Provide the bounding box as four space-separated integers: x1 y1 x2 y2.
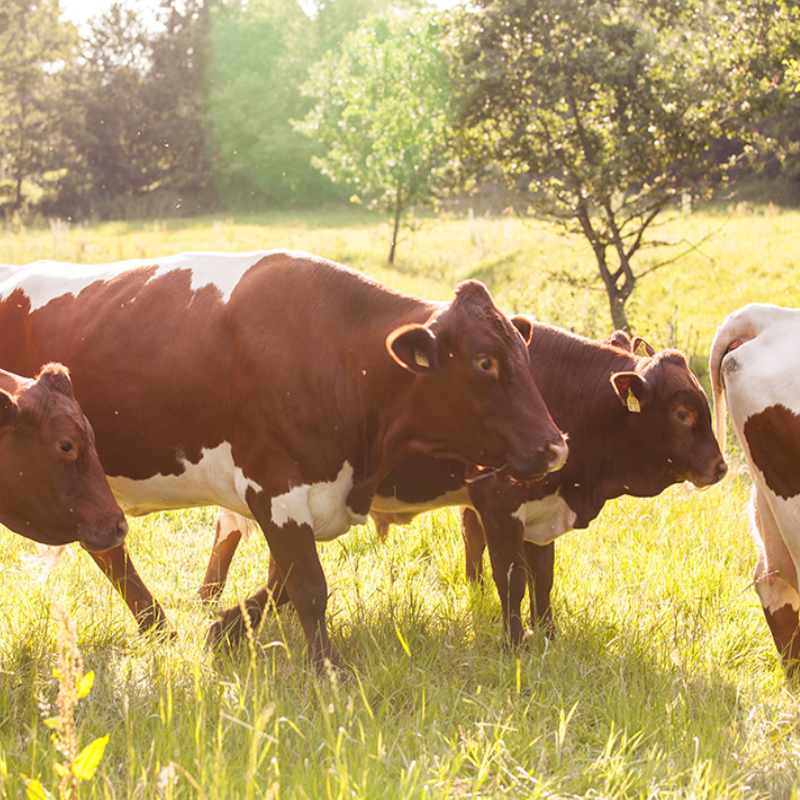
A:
144 625 177 643
315 654 350 683
782 656 800 683
136 611 174 639
501 632 531 651
198 582 224 605
206 618 245 651
531 620 557 641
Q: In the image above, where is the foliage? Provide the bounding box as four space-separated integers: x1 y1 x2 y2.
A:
204 0 337 210
22 605 108 800
57 0 215 220
297 12 458 263
451 0 800 330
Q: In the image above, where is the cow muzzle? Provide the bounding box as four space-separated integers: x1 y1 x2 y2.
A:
690 456 729 488
81 513 129 553
507 435 569 482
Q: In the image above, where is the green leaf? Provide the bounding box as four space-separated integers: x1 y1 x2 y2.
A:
76 671 95 700
25 779 53 800
72 734 109 781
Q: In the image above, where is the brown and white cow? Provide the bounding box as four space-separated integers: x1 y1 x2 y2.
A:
0 363 126 550
0 250 567 668
710 302 800 675
202 322 727 646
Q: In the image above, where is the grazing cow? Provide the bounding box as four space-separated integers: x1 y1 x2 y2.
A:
0 250 567 668
710 302 800 675
202 322 727 646
0 363 126 550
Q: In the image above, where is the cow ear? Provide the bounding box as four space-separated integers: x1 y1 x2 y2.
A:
610 372 651 413
36 363 75 398
511 315 533 345
604 330 633 351
0 391 20 429
386 324 439 374
631 337 656 358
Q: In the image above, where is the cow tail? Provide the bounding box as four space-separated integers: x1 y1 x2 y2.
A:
708 307 759 454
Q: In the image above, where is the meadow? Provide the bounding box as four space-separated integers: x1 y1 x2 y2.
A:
1 204 800 798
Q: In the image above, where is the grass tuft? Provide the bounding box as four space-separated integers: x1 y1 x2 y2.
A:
2 208 800 797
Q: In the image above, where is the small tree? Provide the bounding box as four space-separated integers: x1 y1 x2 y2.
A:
452 0 800 330
297 13 457 264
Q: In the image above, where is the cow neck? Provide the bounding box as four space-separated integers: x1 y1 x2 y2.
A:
340 293 445 516
531 324 639 525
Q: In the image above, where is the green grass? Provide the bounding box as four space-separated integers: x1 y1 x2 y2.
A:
1 205 800 798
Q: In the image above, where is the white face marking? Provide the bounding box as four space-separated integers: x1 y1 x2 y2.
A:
108 442 262 517
270 462 368 541
516 493 578 545
0 250 317 312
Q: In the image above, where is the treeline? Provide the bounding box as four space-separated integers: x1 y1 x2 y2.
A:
1 0 799 223
1 0 397 219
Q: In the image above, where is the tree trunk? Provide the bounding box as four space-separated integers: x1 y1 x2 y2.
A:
608 292 629 332
595 248 632 332
388 186 403 265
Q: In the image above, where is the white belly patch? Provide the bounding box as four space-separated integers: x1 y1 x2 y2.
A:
108 442 261 517
517 493 578 545
270 462 368 541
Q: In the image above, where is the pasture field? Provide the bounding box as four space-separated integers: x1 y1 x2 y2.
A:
1 206 800 798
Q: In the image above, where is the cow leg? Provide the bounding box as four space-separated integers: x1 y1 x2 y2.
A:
751 486 800 675
478 510 528 647
524 541 556 638
199 510 243 602
86 543 169 634
205 554 294 649
209 518 337 670
265 555 291 608
461 507 487 584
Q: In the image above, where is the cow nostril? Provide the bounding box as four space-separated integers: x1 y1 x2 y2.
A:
547 439 569 472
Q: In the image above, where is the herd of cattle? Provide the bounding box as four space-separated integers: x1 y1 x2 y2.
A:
0 250 796 676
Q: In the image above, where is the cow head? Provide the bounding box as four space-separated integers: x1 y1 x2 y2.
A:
387 281 567 481
0 363 127 550
609 350 727 491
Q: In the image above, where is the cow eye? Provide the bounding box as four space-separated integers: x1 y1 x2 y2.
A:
675 408 694 426
475 355 500 379
59 440 77 459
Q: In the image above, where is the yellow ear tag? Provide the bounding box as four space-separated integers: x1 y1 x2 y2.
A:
634 341 649 358
627 388 641 413
414 349 430 369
